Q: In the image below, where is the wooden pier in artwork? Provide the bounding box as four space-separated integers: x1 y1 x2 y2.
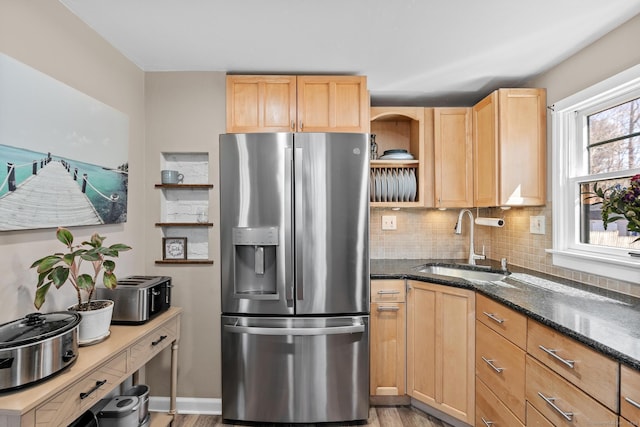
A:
0 161 102 230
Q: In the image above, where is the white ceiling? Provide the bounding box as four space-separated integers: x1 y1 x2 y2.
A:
60 0 640 106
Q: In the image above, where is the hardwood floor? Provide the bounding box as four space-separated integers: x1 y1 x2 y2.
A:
173 406 455 427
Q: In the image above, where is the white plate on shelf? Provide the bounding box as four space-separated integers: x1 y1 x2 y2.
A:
405 169 411 201
370 170 374 202
389 170 396 202
409 169 417 201
374 170 380 202
397 169 404 202
381 169 387 202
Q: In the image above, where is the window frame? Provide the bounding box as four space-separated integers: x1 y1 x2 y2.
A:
550 64 640 283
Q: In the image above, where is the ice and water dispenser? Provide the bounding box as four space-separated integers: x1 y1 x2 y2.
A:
232 227 279 298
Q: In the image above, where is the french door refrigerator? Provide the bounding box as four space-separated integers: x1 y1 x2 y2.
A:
220 132 370 424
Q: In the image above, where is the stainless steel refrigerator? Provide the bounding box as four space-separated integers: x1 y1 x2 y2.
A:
219 132 370 424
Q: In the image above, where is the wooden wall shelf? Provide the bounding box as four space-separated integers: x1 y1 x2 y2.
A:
155 259 214 265
155 222 213 227
155 183 213 189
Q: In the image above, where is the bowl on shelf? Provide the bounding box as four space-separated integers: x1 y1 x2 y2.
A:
379 149 414 160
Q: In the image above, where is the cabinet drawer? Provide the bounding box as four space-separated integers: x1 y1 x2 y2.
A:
476 294 526 349
35 351 127 426
526 402 554 427
620 416 637 427
476 377 523 427
476 321 525 422
129 318 178 372
371 280 405 303
527 320 618 411
621 364 640 425
526 355 617 427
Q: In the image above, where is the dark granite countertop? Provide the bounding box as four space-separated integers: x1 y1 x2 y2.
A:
371 258 640 370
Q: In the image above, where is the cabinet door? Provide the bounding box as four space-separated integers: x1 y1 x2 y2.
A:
370 301 406 396
297 76 369 133
434 107 473 208
472 91 498 207
497 88 546 206
407 281 475 424
226 75 296 132
473 88 546 207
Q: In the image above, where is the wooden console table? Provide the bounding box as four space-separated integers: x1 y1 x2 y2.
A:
0 307 182 427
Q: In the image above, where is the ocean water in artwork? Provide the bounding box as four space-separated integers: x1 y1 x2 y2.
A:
0 144 128 225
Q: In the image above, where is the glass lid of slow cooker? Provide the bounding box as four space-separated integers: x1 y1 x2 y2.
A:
0 312 81 348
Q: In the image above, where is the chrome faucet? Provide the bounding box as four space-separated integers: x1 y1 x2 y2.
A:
454 209 486 265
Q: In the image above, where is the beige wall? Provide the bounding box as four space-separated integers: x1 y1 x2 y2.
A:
144 72 225 398
0 3 145 318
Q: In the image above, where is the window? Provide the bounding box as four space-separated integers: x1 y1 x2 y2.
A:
551 65 640 283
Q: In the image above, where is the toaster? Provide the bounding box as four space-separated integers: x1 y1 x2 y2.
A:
96 275 171 324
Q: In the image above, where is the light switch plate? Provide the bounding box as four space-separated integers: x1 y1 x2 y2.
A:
530 216 545 234
382 215 397 230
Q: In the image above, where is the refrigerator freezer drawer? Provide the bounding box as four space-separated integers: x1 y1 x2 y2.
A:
221 315 370 423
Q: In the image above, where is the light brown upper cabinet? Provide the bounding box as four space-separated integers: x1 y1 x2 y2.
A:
370 107 427 208
226 75 369 133
433 107 473 208
296 76 369 133
473 88 547 207
226 75 297 132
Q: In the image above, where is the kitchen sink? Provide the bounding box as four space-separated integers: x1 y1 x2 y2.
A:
415 265 509 282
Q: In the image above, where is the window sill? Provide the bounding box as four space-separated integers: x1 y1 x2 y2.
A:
547 248 640 283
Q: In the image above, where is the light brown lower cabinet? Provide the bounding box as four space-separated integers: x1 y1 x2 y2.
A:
526 402 554 427
621 417 637 427
406 281 475 424
526 355 617 426
621 364 640 426
370 280 406 396
476 377 523 427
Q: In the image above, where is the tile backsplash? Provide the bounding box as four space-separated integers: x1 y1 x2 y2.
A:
370 205 640 297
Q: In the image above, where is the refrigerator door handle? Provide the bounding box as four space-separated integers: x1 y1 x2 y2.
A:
294 146 304 301
223 323 365 336
285 147 295 305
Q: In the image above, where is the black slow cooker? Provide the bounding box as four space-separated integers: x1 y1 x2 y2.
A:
0 311 80 392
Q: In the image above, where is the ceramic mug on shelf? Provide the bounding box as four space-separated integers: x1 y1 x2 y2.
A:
161 170 184 184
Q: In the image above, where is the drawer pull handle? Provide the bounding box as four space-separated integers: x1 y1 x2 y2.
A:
537 392 573 421
80 379 107 400
538 345 575 368
377 290 400 295
625 396 640 410
377 306 400 312
481 417 494 427
482 312 504 324
152 335 168 346
481 356 504 373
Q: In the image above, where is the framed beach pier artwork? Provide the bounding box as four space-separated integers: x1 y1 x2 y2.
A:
0 53 129 231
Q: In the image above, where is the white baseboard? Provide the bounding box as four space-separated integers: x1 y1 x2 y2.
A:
149 396 222 415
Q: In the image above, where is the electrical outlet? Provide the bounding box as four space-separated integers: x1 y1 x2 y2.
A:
382 215 397 230
530 216 545 235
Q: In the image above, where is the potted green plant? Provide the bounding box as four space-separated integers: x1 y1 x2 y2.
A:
592 174 640 242
31 227 132 344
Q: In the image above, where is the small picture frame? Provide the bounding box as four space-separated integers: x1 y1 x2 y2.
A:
163 237 187 260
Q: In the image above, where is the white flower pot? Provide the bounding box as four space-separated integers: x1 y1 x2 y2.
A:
68 300 114 345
